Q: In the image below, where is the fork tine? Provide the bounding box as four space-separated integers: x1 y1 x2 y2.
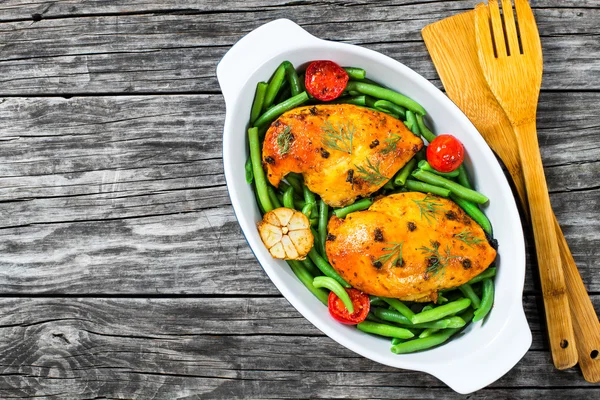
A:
474 4 496 62
515 0 542 56
501 0 520 55
488 0 507 57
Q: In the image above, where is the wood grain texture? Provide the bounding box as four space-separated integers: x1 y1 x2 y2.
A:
0 94 598 296
424 8 600 380
0 297 598 399
0 0 598 397
0 2 598 94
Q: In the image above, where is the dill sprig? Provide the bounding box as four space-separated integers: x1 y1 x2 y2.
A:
380 133 402 155
355 158 388 185
277 126 294 155
418 240 459 276
321 120 354 154
454 229 484 248
412 194 443 224
376 241 404 268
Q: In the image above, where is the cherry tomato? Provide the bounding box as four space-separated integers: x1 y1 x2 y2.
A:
305 60 349 101
426 134 465 173
328 288 370 325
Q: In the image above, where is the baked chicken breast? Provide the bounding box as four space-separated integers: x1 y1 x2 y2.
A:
325 192 497 301
262 104 423 207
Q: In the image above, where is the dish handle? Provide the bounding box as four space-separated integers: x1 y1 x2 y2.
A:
216 19 319 104
430 305 532 394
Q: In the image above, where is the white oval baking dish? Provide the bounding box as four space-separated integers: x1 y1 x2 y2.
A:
217 19 531 394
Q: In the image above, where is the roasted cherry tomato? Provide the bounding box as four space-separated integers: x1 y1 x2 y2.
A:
426 134 465 173
305 60 349 101
328 288 370 325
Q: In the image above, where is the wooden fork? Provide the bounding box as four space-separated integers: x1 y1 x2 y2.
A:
474 0 577 370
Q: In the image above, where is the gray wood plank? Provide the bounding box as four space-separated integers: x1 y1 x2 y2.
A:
0 94 598 294
0 297 597 399
0 2 598 94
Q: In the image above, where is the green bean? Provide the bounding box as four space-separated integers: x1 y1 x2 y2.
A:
303 184 317 218
419 328 439 339
405 110 420 136
391 337 406 345
382 298 415 320
450 194 493 235
245 156 254 184
391 326 460 354
344 67 366 80
345 81 426 115
436 293 448 304
373 100 406 119
263 63 287 111
313 276 354 313
333 198 374 218
357 321 414 339
366 313 386 324
458 283 481 309
254 91 309 128
393 157 417 187
283 186 295 209
373 308 466 329
467 267 497 285
473 278 494 322
274 80 291 104
250 81 268 125
330 95 366 106
301 203 313 219
404 180 451 197
369 296 387 307
364 95 378 108
267 186 282 208
383 181 395 191
415 147 427 162
418 160 460 178
248 127 274 213
404 120 414 131
412 169 489 204
415 113 437 143
284 174 304 197
308 248 351 288
421 305 434 312
411 298 471 324
301 258 321 277
318 200 329 256
282 61 302 97
294 199 306 210
456 164 472 189
372 307 411 325
287 260 328 305
311 227 321 254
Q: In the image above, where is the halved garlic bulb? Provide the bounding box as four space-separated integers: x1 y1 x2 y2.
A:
257 207 314 260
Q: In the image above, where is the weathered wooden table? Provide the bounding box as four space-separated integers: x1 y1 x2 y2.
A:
0 1 598 398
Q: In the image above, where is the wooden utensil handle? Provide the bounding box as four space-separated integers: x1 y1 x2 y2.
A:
511 144 600 379
513 119 578 370
555 215 600 381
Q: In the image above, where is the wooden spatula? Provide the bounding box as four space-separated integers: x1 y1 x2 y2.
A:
474 0 576 370
422 7 600 380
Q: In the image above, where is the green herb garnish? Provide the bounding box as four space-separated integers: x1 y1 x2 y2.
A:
277 126 294 155
355 158 388 185
376 241 404 268
322 120 354 154
412 194 443 224
418 240 459 276
380 133 402 155
454 230 484 248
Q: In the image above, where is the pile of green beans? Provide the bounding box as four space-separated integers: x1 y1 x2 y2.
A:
246 60 497 355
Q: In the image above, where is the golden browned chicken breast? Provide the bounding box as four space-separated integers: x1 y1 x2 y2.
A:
262 104 423 207
325 192 497 301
